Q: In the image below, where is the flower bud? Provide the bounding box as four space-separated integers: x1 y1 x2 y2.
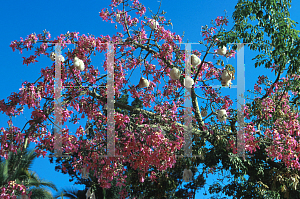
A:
170 68 181 80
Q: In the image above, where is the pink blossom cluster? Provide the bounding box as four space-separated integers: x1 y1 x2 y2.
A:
0 180 30 199
215 16 229 26
243 74 300 169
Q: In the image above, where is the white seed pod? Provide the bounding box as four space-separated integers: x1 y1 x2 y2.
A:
201 109 207 117
221 69 232 82
221 79 232 87
50 52 56 61
79 60 85 71
57 55 65 62
116 13 120 22
191 54 201 67
74 57 85 71
74 57 79 62
149 19 159 30
184 76 194 88
170 68 181 80
217 46 227 55
138 77 150 88
183 169 193 182
50 52 64 62
217 109 227 122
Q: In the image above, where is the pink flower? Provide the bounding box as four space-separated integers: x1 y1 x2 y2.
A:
139 176 144 183
22 55 38 66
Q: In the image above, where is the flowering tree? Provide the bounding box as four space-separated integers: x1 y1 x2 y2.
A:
214 0 300 198
2 0 300 198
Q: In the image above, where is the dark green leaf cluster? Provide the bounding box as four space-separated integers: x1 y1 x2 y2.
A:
219 0 300 75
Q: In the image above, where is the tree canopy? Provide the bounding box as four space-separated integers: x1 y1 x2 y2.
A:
1 0 300 198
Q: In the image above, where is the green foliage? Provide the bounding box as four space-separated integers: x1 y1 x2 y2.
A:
219 0 300 75
115 89 129 115
0 147 57 198
208 2 300 197
131 97 143 109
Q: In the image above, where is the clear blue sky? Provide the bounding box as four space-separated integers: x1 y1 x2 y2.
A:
1 0 300 198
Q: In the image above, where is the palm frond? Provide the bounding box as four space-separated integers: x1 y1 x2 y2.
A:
26 171 58 191
0 146 57 198
27 187 54 199
0 160 9 186
53 186 86 199
19 148 38 171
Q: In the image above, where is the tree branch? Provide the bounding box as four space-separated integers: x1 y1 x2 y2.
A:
90 88 204 135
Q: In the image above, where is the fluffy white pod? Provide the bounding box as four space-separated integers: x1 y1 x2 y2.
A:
217 46 227 56
191 54 201 67
50 52 65 62
138 77 150 88
149 19 159 30
184 76 194 88
201 109 207 117
221 79 232 87
221 69 232 82
217 109 227 122
170 68 181 80
74 57 85 71
183 169 193 182
58 55 65 62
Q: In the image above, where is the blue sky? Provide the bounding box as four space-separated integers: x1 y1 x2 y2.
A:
1 0 300 198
